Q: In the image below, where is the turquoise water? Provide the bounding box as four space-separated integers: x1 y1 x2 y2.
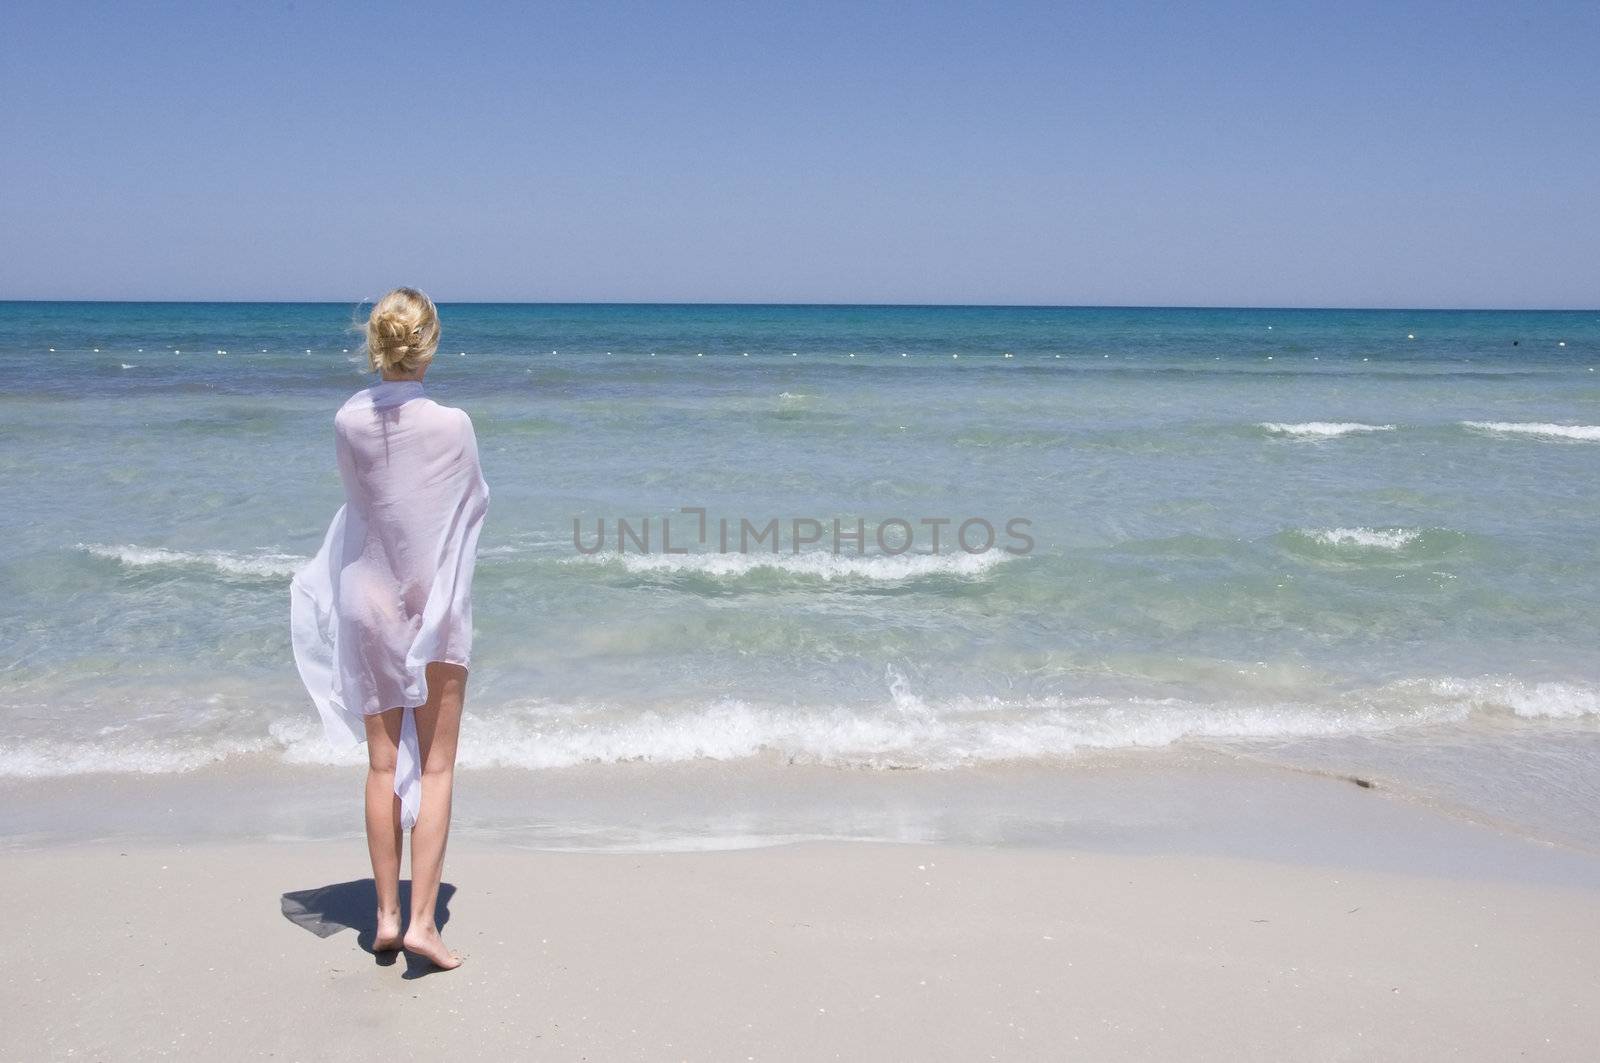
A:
2 303 1597 844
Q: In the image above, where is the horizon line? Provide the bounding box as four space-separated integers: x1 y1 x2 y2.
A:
2 298 1597 313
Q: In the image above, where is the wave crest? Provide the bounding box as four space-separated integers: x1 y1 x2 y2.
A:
76 543 306 580
1461 421 1600 442
1304 527 1422 550
1427 678 1600 720
6 675 1593 778
570 550 1013 582
0 735 275 777
1260 422 1395 438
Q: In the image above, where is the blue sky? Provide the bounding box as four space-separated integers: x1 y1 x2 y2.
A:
2 1 1596 306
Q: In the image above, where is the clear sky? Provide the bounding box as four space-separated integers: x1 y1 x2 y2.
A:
2 1 1596 307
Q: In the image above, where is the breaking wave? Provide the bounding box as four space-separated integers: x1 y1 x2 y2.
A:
1303 527 1422 550
570 550 1014 582
1460 421 1600 442
1260 422 1396 438
4 674 1593 778
76 543 306 580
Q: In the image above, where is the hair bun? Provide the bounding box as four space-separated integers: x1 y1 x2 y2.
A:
364 288 440 374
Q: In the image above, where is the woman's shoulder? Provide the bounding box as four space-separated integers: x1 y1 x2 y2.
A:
335 383 398 414
332 389 372 430
331 385 469 436
416 396 472 421
429 399 475 428
412 399 477 444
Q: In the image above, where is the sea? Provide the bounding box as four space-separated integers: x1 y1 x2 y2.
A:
2 302 1597 854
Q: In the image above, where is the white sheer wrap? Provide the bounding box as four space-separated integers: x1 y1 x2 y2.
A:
290 380 489 828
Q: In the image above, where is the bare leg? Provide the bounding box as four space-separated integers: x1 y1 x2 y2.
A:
402 661 467 970
363 708 405 951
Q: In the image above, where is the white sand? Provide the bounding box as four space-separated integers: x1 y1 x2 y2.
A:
5 838 1597 1061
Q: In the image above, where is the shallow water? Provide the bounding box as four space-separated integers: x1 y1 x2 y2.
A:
2 302 1597 847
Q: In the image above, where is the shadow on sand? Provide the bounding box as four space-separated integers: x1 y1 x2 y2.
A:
280 879 456 979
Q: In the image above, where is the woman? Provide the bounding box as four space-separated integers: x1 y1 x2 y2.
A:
290 288 489 970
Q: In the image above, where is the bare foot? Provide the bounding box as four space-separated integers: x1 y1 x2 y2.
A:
373 909 403 952
402 925 463 970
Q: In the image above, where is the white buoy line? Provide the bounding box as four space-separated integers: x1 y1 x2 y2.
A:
36 342 1587 365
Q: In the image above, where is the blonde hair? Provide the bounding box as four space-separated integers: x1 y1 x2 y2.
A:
365 287 440 375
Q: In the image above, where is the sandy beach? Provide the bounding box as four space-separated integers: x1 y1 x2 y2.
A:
7 817 1597 1061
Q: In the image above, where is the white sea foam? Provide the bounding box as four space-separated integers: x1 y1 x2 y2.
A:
1260 422 1395 438
572 550 1012 581
272 675 1600 771
8 675 1593 779
271 718 366 766
0 735 274 778
77 543 307 580
1426 678 1600 720
17 675 1597 779
1460 421 1600 442
267 687 1470 773
1306 527 1422 550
